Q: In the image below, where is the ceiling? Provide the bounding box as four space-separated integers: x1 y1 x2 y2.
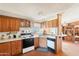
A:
0 3 75 22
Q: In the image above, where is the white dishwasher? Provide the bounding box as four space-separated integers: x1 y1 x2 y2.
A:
47 37 56 52
47 40 55 49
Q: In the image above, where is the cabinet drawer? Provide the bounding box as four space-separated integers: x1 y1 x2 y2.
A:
11 40 22 55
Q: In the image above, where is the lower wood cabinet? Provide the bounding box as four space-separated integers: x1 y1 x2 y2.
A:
11 40 22 56
39 37 47 48
64 36 72 41
34 37 39 49
0 40 22 56
0 42 11 56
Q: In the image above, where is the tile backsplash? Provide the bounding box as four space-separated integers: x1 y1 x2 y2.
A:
0 27 32 40
0 32 20 40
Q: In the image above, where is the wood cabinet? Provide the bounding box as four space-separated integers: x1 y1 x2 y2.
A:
0 42 11 56
64 36 72 41
0 16 10 32
39 37 47 48
0 15 20 32
0 19 2 32
41 19 58 28
34 37 39 49
48 21 52 27
51 19 58 27
15 19 20 31
0 40 22 56
10 19 20 31
25 20 30 27
63 24 74 41
20 19 30 27
11 40 22 56
9 19 15 31
75 26 79 36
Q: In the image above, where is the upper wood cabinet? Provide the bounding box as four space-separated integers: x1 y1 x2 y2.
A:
51 19 58 27
10 19 20 31
25 20 30 27
41 19 58 28
0 16 10 32
15 19 20 31
20 19 30 27
0 17 2 32
0 15 20 32
48 21 52 27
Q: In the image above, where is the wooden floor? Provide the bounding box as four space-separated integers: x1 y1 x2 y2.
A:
21 41 79 56
21 50 64 56
62 41 79 56
22 50 55 56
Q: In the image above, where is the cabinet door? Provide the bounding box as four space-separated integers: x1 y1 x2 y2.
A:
0 42 11 56
11 40 22 56
0 19 2 32
0 16 11 32
15 19 20 31
0 16 20 32
52 19 58 27
27 20 30 27
11 41 17 55
24 20 30 27
9 18 20 31
9 19 16 31
16 40 22 55
39 37 47 48
1 16 10 32
1 19 6 32
34 37 39 49
48 21 52 28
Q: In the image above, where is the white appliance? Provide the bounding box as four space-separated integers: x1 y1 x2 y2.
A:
20 27 34 53
22 34 34 53
47 40 55 49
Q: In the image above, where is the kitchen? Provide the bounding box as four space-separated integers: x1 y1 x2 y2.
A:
0 3 79 56
0 13 62 56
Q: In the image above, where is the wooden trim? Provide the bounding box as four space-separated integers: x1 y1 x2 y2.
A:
55 14 62 54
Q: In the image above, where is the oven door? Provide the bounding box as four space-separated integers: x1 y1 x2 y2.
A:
23 38 34 49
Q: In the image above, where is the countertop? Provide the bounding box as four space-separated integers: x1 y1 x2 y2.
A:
0 38 22 43
39 35 56 39
0 34 67 43
75 36 79 38
0 36 39 43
